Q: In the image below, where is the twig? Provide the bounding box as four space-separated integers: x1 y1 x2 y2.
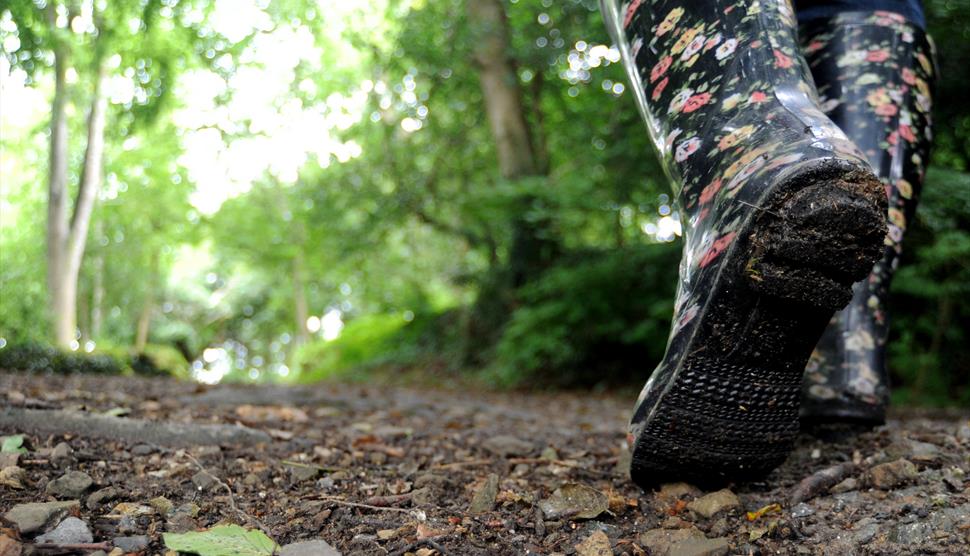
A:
281 460 345 472
363 493 413 507
432 459 492 469
34 542 112 551
310 495 419 515
181 451 272 536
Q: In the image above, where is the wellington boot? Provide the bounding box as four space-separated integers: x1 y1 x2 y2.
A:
798 12 936 428
601 0 887 486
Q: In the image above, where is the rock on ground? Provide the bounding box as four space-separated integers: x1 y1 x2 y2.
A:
4 501 80 534
279 539 342 556
687 489 741 519
35 517 93 544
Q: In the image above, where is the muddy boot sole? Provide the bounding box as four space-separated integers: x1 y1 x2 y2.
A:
631 159 886 488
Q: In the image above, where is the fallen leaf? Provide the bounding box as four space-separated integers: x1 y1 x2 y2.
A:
539 483 609 520
163 524 278 556
0 436 26 455
575 530 613 556
746 503 781 521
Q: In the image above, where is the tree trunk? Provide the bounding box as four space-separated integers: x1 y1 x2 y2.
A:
292 247 310 346
48 55 108 348
47 6 71 347
467 0 539 179
90 222 105 339
135 251 158 353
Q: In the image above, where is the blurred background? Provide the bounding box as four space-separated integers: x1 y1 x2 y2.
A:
0 0 967 406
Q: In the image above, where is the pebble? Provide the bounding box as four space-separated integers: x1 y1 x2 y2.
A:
791 503 815 518
686 489 740 519
50 442 73 465
4 500 80 534
657 482 700 501
853 519 879 544
639 527 704 556
481 435 534 457
468 473 499 514
574 529 612 556
867 459 918 489
113 535 150 552
131 444 156 456
668 536 730 556
45 471 94 498
149 496 174 516
191 470 219 491
829 477 859 494
289 465 320 483
280 540 341 556
87 486 122 510
35 517 93 544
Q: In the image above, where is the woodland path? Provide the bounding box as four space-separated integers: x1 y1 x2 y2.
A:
0 372 968 555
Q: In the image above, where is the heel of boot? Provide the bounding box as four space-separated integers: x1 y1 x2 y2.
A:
747 161 887 310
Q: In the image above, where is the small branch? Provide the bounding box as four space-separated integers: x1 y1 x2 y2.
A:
34 542 112 551
508 458 612 476
281 460 345 472
310 495 420 516
390 535 454 556
181 452 271 536
432 459 492 469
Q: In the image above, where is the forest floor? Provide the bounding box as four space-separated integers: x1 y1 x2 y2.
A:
0 372 968 556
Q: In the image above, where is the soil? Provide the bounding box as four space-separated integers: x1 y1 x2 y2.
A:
1 372 968 555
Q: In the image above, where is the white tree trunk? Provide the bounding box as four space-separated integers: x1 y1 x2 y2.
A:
47 23 71 347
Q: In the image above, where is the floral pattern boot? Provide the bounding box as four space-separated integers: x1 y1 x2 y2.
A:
601 0 889 486
799 12 936 427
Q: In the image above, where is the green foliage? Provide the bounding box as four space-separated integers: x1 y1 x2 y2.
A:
887 167 970 407
294 313 415 382
163 525 278 556
1 435 27 454
492 244 680 387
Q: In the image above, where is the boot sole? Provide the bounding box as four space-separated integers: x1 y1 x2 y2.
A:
631 159 886 487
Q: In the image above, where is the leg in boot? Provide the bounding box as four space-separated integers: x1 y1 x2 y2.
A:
601 0 888 486
797 8 937 427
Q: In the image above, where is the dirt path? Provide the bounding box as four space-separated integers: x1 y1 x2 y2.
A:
1 373 968 555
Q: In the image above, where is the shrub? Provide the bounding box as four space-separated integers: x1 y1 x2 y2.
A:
492 243 680 388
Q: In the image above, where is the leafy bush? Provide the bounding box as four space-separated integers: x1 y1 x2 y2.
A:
0 342 121 375
491 243 681 388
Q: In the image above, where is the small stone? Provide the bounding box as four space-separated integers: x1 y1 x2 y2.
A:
50 442 73 465
468 473 499 514
481 435 534 457
574 530 612 556
35 517 93 544
0 452 20 468
289 465 320 482
614 446 632 478
113 535 150 552
686 489 741 519
279 539 342 556
191 470 218 491
376 529 397 540
854 521 880 544
657 483 700 501
131 444 155 456
243 473 261 486
0 466 26 489
867 459 918 490
829 477 859 494
668 536 730 556
890 521 933 545
791 502 815 518
4 501 80 534
539 483 609 520
540 446 559 461
87 486 122 510
639 527 705 556
45 471 94 498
